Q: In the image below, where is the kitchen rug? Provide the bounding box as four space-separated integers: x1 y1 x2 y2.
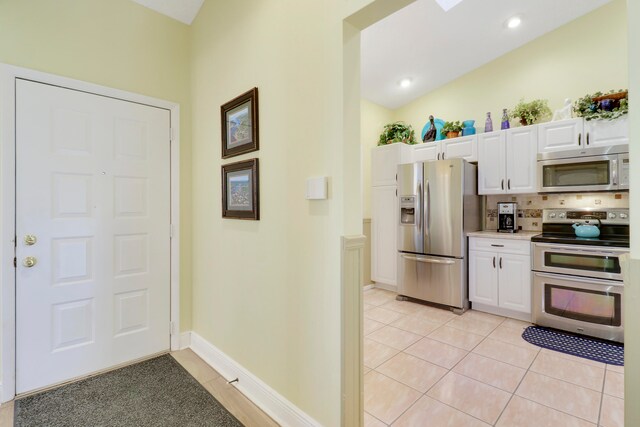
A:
14 355 244 427
522 326 624 366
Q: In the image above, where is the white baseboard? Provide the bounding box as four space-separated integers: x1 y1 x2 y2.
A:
189 332 321 427
179 331 192 350
362 284 374 291
372 282 397 293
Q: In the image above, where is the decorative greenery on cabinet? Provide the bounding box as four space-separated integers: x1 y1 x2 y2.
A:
510 98 551 126
574 89 628 121
378 121 417 145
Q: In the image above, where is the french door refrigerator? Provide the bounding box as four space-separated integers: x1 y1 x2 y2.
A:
397 158 481 310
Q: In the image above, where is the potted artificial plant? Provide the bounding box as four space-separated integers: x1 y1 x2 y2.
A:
574 89 628 121
510 98 551 126
441 121 463 139
378 121 417 146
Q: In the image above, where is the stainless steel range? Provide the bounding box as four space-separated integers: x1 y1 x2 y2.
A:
531 208 629 343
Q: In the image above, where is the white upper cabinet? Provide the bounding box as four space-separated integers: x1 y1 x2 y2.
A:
478 127 537 195
538 117 628 154
506 126 538 194
372 143 413 186
584 116 629 148
413 142 441 162
478 131 507 195
442 135 478 162
538 118 583 153
413 136 478 163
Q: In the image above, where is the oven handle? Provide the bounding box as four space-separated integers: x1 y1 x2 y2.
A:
533 271 625 287
532 242 628 256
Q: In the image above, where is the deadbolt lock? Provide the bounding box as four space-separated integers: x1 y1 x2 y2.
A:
24 235 37 246
23 257 37 268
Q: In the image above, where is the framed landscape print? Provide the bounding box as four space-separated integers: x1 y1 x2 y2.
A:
221 87 259 159
221 158 259 220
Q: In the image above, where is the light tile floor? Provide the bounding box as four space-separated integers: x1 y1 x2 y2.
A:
0 349 278 427
364 288 625 427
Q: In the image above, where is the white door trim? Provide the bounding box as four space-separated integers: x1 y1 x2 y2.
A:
0 63 181 403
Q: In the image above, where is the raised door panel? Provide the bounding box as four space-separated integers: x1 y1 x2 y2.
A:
413 142 440 162
506 126 538 194
477 131 506 195
498 253 531 314
584 117 629 148
371 185 397 286
469 250 499 307
442 135 477 162
372 144 412 186
537 118 583 153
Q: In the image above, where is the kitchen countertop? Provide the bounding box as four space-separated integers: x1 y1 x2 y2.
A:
467 230 540 241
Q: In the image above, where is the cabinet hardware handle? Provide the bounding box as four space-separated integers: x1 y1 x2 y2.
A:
491 244 504 247
442 153 445 160
501 179 504 190
493 256 496 268
578 133 581 146
438 153 441 160
499 257 503 269
507 179 511 190
586 132 590 146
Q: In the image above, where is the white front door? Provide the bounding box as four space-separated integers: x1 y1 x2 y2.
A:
15 79 171 394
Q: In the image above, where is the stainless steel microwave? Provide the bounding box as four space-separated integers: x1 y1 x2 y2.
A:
537 145 629 193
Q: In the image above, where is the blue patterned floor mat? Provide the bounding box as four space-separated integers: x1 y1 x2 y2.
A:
522 326 624 366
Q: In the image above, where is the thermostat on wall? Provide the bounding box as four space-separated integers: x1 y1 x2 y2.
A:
306 177 328 200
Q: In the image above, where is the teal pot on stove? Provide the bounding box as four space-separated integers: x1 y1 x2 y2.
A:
572 222 600 238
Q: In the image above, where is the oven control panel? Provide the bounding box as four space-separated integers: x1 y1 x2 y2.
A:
543 208 629 225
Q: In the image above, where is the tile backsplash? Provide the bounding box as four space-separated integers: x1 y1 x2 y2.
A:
485 192 629 232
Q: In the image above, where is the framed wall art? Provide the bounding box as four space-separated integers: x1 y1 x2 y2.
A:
221 87 259 159
221 158 259 220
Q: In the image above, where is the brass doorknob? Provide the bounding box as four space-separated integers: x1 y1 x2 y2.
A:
24 235 37 246
23 257 37 268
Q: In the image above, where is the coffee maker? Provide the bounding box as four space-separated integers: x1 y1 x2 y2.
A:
498 202 517 233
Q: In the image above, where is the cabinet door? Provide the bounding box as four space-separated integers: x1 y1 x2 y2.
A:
469 250 499 307
372 144 412 186
477 131 506 195
584 117 629 148
442 135 477 162
506 126 538 194
498 253 531 313
538 118 583 153
371 185 398 286
413 142 441 162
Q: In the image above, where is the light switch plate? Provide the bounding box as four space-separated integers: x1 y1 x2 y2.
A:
306 177 328 200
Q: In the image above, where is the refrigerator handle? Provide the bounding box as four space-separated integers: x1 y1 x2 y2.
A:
424 179 430 238
417 181 422 234
401 254 455 265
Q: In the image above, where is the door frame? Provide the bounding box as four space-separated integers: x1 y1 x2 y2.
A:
0 63 181 403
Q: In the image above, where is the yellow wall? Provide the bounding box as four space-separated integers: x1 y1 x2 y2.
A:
190 1 349 424
393 0 628 135
361 99 393 218
625 0 639 424
0 0 193 328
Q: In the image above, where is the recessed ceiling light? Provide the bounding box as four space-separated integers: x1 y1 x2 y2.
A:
507 16 522 29
399 78 412 88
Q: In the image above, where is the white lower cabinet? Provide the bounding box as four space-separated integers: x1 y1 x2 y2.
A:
469 237 531 320
371 185 398 287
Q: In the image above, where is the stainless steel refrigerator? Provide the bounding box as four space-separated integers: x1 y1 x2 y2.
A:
397 158 481 310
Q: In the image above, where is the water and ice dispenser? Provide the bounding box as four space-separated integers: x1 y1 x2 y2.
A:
400 196 416 225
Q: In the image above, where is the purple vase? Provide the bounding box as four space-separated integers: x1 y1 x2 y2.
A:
501 108 510 130
485 112 493 132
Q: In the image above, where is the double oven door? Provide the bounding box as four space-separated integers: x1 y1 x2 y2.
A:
532 243 626 342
